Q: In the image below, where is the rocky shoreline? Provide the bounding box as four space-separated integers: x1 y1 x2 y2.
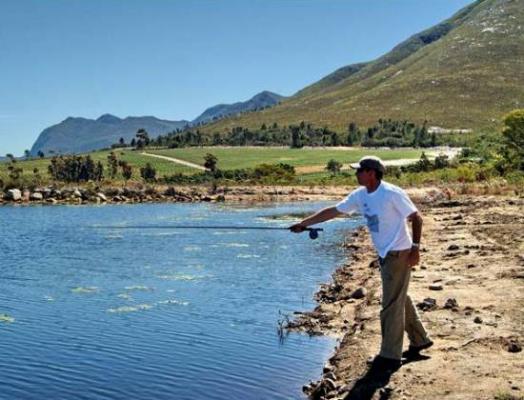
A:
0 184 458 207
287 194 524 400
0 185 357 206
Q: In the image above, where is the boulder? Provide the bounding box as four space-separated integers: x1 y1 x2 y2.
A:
30 192 43 201
22 190 30 201
5 189 22 201
73 189 82 198
38 187 52 198
96 193 107 202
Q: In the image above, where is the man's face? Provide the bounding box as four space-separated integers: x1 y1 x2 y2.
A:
356 167 374 185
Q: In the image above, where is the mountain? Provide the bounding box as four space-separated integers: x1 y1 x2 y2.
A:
198 0 524 133
30 114 189 155
192 91 285 125
30 90 284 155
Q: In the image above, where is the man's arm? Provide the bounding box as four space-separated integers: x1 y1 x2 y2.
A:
290 206 342 232
407 211 423 266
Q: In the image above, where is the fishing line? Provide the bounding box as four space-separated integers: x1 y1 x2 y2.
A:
94 225 323 239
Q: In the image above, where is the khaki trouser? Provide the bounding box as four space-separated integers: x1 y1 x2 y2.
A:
379 249 431 360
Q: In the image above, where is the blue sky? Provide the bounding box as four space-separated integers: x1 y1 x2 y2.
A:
0 0 473 156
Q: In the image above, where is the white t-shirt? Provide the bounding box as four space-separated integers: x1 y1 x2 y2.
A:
335 181 417 258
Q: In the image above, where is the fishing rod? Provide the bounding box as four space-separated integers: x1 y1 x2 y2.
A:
94 225 324 240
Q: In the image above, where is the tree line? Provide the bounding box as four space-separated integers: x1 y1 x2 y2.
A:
113 119 459 150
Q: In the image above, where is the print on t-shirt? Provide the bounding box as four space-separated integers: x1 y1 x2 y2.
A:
364 214 379 232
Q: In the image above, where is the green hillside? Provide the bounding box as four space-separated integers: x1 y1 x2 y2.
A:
197 0 523 134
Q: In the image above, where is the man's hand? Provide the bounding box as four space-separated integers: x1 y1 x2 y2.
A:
289 223 307 233
407 247 420 267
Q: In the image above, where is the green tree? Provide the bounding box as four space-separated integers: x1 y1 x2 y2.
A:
119 161 133 181
416 152 432 172
501 109 524 170
37 150 45 158
107 152 118 178
326 159 342 175
140 163 156 182
212 132 222 145
290 126 302 148
204 153 218 172
136 129 149 149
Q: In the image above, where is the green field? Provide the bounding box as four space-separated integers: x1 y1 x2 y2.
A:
0 149 194 180
149 147 423 170
1 147 424 184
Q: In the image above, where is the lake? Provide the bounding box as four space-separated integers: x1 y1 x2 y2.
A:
0 201 361 400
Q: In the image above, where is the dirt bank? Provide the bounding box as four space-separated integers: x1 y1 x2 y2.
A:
289 194 524 400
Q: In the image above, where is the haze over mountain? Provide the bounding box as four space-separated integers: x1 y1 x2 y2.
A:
30 91 284 155
198 0 523 134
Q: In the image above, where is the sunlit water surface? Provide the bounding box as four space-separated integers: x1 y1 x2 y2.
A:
0 202 361 400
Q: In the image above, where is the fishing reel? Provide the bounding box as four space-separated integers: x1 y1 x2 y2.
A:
307 228 322 240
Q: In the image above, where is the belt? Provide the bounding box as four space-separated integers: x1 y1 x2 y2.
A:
387 250 403 257
379 249 410 263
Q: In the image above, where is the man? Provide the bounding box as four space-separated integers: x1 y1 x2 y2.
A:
290 156 433 370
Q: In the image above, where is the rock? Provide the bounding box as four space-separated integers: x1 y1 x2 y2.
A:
351 287 367 299
40 187 52 198
96 193 107 202
417 298 437 311
323 378 337 392
448 244 460 251
5 189 22 201
46 198 58 204
30 192 43 201
73 189 82 198
474 316 483 324
215 194 226 202
444 298 459 309
507 340 522 353
323 363 335 373
429 284 444 291
22 189 30 201
467 264 477 269
324 372 337 382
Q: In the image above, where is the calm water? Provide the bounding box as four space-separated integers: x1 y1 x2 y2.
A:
0 202 360 400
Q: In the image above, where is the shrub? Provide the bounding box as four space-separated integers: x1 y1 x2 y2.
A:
326 159 342 175
140 163 157 182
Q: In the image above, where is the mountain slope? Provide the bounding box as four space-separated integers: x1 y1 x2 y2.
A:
192 91 285 125
199 0 523 133
30 114 189 155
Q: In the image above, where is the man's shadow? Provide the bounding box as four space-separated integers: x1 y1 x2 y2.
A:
344 354 430 400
